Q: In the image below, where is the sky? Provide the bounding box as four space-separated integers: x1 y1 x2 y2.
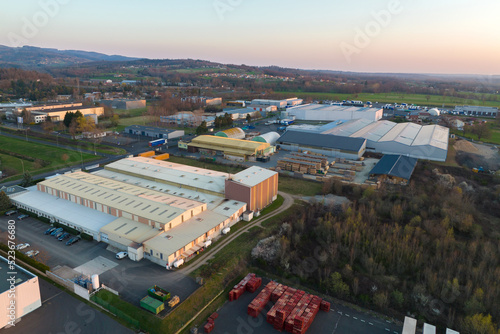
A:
1 0 500 75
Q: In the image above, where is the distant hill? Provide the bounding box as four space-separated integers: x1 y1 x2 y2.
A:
0 45 139 68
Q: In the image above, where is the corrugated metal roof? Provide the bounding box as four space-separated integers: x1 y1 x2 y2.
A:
190 135 270 156
215 127 245 139
277 130 366 152
231 166 277 187
369 155 418 180
105 157 229 194
100 217 162 244
252 132 280 145
39 172 202 223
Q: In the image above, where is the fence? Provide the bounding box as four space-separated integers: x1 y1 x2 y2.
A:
92 295 140 328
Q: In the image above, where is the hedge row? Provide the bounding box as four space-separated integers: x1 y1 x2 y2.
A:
0 148 51 166
0 243 50 272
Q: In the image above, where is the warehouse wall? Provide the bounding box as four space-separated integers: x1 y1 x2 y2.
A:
225 173 278 211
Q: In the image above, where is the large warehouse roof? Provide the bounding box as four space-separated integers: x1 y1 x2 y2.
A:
369 155 418 180
11 187 116 233
252 131 280 145
322 118 374 136
144 210 229 258
94 169 225 209
215 127 245 139
40 173 203 223
189 135 270 157
105 157 229 195
277 130 366 152
287 104 383 121
231 166 278 187
100 217 162 244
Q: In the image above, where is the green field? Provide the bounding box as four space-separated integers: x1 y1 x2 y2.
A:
277 91 500 108
0 136 98 180
450 121 500 145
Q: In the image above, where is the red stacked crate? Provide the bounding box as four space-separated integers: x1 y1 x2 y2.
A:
246 276 262 293
284 294 313 332
204 321 214 333
267 287 296 324
292 296 322 334
320 300 330 312
229 273 255 301
209 312 219 320
271 284 287 303
274 290 305 331
248 281 278 317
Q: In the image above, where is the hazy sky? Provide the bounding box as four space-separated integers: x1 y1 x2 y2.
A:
1 0 499 74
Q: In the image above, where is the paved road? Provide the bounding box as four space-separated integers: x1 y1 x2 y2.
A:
3 279 133 334
178 191 294 276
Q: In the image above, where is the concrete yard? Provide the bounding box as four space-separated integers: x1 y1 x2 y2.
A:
206 278 402 334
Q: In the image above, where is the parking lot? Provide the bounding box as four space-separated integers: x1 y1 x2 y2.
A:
0 215 199 308
209 278 402 334
3 279 133 334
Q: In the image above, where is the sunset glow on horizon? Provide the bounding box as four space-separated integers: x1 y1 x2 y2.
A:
1 0 499 75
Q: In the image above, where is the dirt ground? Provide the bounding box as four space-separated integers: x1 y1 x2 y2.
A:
454 139 500 170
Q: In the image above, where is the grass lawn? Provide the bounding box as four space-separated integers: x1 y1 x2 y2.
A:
113 107 147 118
278 175 322 196
435 139 459 167
276 91 500 108
0 136 98 179
450 122 500 145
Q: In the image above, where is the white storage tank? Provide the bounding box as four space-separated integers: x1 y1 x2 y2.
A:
91 274 100 290
222 227 231 235
173 259 184 268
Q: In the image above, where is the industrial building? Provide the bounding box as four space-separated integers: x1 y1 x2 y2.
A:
252 132 280 145
215 127 246 139
216 108 263 120
453 105 498 117
0 255 42 328
286 118 449 161
100 99 146 110
159 112 213 127
124 125 184 140
185 135 274 161
277 130 367 160
287 104 383 122
225 167 278 211
30 105 104 123
369 155 418 184
8 157 278 267
250 98 303 108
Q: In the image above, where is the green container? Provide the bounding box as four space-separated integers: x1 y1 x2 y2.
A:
148 285 171 302
140 296 165 314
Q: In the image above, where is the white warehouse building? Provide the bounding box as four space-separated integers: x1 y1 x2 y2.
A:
287 118 449 161
287 104 383 122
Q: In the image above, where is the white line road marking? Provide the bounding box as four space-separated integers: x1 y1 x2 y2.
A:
361 319 365 322
369 322 374 326
385 328 390 332
42 291 63 303
394 331 399 334
337 311 342 315
353 317 358 320
345 314 350 317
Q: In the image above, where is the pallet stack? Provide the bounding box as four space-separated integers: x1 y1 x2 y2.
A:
292 296 322 334
247 281 278 317
246 276 262 293
229 273 255 301
273 290 305 330
266 287 297 324
284 294 313 332
204 313 218 333
271 284 287 303
320 300 330 312
290 152 329 169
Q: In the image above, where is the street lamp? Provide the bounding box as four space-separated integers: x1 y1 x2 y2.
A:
19 159 25 174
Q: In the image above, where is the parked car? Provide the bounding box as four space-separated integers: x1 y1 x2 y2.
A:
44 227 56 235
17 214 29 220
15 243 30 250
5 210 17 216
116 251 128 260
54 230 65 238
58 233 70 241
66 236 81 246
25 250 39 258
50 227 63 236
